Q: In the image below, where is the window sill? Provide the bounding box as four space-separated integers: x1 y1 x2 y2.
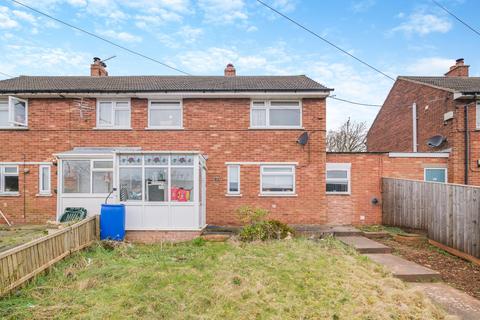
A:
225 194 242 197
326 192 351 196
0 127 29 131
258 193 297 197
0 193 20 197
93 127 132 130
145 127 184 130
248 127 304 130
36 193 52 197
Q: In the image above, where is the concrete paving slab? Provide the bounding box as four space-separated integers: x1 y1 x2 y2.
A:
337 236 392 253
412 283 480 320
366 253 441 282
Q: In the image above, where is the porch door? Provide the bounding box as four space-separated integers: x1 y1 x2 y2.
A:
199 164 207 227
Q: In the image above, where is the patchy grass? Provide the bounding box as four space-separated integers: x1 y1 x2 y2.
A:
0 225 47 252
0 238 447 319
358 224 407 235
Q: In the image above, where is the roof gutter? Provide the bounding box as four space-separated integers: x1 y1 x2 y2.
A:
0 91 331 99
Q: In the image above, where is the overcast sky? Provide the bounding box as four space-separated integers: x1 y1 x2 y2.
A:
0 0 478 130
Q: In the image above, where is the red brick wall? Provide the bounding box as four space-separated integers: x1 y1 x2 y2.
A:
0 97 327 226
326 153 448 226
366 78 480 186
367 79 453 153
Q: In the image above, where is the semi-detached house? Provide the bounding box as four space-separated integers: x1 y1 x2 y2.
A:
0 59 447 241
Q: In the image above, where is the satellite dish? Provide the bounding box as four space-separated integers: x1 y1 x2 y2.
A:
297 132 309 145
427 135 446 148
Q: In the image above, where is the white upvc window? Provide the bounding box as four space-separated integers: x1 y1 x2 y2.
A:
148 100 183 129
0 97 28 128
260 165 295 195
0 165 19 195
38 165 51 195
62 159 113 194
96 99 131 129
476 101 480 129
250 100 302 129
227 165 240 195
326 163 351 195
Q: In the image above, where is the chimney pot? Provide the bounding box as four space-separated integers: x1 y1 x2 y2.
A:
224 63 236 77
445 58 469 77
90 57 108 77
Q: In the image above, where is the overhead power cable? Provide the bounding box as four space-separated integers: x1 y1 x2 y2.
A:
432 0 480 38
328 96 381 107
0 71 14 78
256 0 395 81
9 0 190 75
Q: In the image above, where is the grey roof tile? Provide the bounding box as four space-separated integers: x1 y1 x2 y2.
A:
0 75 332 93
400 76 480 93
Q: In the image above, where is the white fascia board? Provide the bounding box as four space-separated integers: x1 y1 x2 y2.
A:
388 152 449 158
0 91 330 99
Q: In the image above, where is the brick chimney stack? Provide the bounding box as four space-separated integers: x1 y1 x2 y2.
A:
444 58 469 77
90 57 108 77
224 63 236 77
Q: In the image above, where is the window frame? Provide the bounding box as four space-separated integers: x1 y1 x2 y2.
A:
424 167 447 183
0 97 28 129
326 163 351 195
250 100 302 129
0 165 19 195
95 99 131 129
227 165 241 195
38 165 51 195
147 100 183 129
62 159 113 195
260 165 296 195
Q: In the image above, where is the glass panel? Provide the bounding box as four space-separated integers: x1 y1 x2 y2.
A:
262 174 293 192
425 169 446 183
98 102 112 126
171 155 194 166
11 98 26 125
263 167 293 173
114 109 130 127
145 168 168 202
4 167 17 174
269 108 300 126
326 170 348 179
62 160 90 193
228 166 239 192
145 154 169 166
326 182 349 193
93 171 113 193
0 103 8 126
119 154 142 166
171 167 194 202
119 168 142 201
150 108 181 127
251 108 266 127
4 175 18 192
41 167 50 192
270 101 300 107
93 161 113 169
252 101 266 107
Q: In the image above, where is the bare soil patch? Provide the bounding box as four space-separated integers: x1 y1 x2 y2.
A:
376 236 480 299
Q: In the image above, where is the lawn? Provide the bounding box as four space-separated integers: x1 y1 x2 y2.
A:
0 225 47 253
0 238 446 319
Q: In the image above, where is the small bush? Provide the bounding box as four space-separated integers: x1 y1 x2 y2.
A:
239 220 294 242
236 205 269 225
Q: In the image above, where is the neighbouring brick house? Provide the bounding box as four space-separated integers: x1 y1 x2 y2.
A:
367 58 480 185
0 59 447 240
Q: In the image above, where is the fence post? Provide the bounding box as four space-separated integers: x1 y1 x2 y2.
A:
95 215 100 240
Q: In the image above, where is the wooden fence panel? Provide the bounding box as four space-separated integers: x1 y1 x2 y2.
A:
382 178 480 259
0 216 99 296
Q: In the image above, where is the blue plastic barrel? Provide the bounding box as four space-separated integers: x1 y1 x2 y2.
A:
100 204 126 241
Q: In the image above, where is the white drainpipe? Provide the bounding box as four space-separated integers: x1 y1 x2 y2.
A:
412 102 417 152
